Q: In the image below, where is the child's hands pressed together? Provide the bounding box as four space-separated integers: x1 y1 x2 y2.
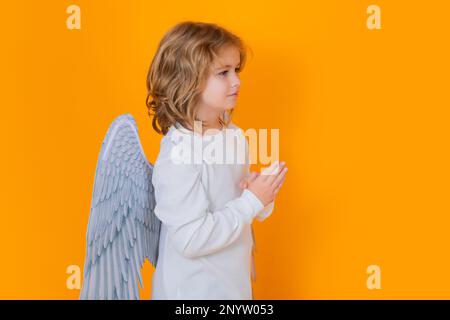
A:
239 161 288 207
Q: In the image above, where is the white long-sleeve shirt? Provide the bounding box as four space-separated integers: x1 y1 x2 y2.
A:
150 121 275 299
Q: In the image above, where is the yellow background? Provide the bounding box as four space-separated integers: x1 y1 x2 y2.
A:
1 0 449 299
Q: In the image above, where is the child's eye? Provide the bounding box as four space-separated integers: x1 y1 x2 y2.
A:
219 68 241 76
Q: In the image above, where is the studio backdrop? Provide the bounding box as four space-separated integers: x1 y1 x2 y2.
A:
1 0 449 299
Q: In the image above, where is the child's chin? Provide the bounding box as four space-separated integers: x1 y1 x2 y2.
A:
224 103 236 110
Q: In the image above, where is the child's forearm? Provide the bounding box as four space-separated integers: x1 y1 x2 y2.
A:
153 160 264 259
157 189 264 259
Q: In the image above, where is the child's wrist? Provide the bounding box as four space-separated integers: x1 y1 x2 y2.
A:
241 189 264 215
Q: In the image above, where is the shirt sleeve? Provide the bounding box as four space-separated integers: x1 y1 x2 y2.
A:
255 201 275 222
152 158 265 259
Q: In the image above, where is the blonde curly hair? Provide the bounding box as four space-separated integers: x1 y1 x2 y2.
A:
146 21 251 135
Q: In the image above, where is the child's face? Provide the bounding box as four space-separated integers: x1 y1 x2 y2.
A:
197 45 241 120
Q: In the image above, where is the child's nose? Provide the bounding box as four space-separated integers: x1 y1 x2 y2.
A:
231 74 240 87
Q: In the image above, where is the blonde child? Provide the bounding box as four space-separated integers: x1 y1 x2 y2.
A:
146 21 288 299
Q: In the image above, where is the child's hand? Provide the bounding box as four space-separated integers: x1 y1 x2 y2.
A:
244 161 288 207
239 171 259 189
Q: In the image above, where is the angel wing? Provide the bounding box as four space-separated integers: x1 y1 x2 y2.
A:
79 113 161 300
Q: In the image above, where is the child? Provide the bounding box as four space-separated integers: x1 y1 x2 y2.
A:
146 21 288 299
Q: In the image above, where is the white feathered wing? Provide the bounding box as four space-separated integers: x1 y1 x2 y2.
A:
79 113 161 300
